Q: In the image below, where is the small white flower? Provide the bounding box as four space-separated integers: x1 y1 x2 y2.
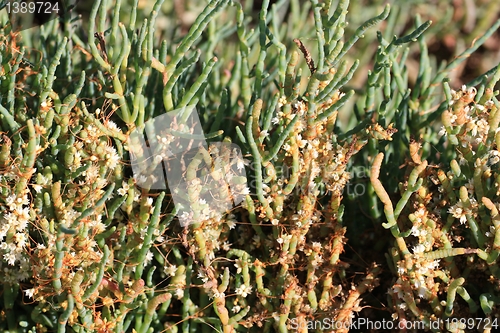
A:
410 226 421 237
448 203 467 224
105 145 120 170
222 241 232 251
234 259 243 274
486 225 496 238
212 291 225 299
144 251 154 266
241 187 250 195
32 184 43 193
3 252 17 266
180 211 191 221
311 242 322 252
278 96 287 107
106 120 119 131
24 288 35 299
412 244 425 254
5 195 16 211
118 183 130 196
165 265 177 276
236 159 246 171
197 270 209 283
428 260 440 270
235 284 252 298
226 220 236 230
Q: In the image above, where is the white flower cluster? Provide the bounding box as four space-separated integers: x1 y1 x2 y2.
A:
448 85 477 107
175 144 249 231
442 85 495 145
104 144 120 170
391 253 441 302
263 94 359 217
235 283 253 298
448 201 468 224
0 191 31 283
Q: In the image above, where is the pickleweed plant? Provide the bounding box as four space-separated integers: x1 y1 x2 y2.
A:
370 81 500 331
0 0 499 332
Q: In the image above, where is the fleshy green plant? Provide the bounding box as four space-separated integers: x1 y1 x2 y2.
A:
0 0 499 332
